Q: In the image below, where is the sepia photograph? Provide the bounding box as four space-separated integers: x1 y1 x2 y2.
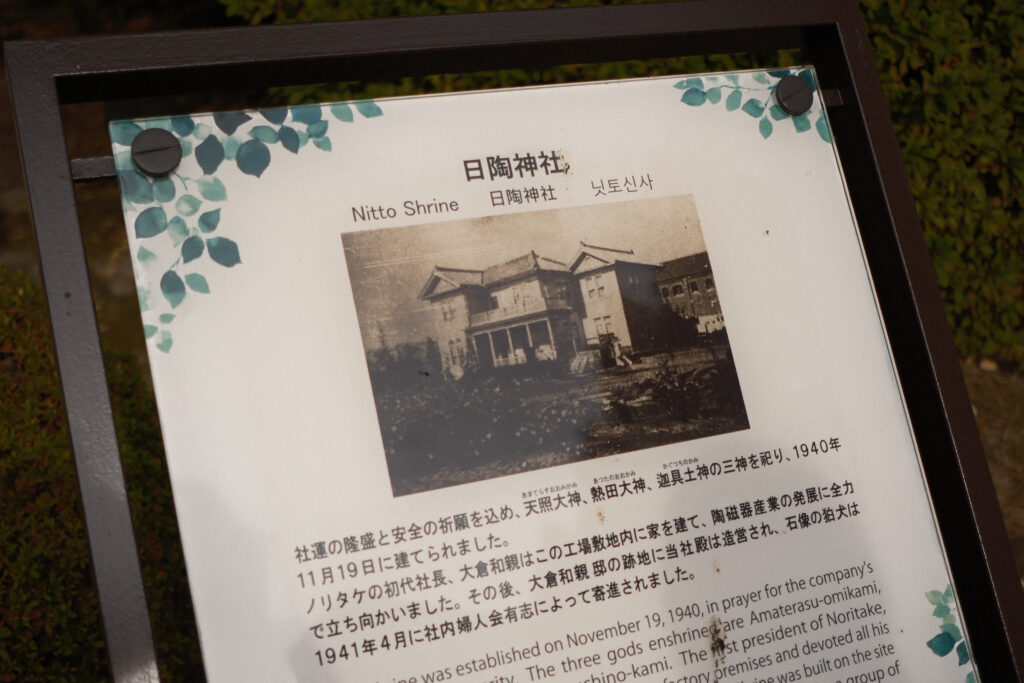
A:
342 195 749 495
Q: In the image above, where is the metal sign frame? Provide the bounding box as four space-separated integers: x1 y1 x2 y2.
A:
6 1 1023 680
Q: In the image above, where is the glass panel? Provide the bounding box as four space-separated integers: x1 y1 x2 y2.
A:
111 69 976 682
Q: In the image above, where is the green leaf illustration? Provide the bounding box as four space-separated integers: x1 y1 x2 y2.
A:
742 99 765 118
330 103 353 122
111 121 143 146
207 237 241 267
926 590 945 606
152 176 176 202
681 88 707 106
198 209 221 233
816 114 833 143
157 330 173 353
940 623 962 641
261 107 287 125
726 89 742 111
355 100 383 118
759 117 773 139
307 120 328 138
797 68 816 92
956 642 969 666
213 112 252 135
250 125 279 143
175 195 201 217
290 105 322 124
143 324 158 338
223 137 241 161
167 216 188 247
753 72 770 84
195 135 225 175
181 235 204 263
135 207 168 238
185 273 210 293
198 177 227 201
933 604 951 617
706 87 721 104
160 270 186 308
793 112 811 133
144 118 173 132
118 97 389 353
171 116 195 137
137 246 158 264
927 632 956 657
279 126 300 153
769 105 788 121
119 170 153 204
236 139 271 177
967 672 976 683
674 77 703 90
943 586 954 601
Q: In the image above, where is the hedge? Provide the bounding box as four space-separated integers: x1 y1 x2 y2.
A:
862 0 1023 367
222 0 1024 368
0 264 204 681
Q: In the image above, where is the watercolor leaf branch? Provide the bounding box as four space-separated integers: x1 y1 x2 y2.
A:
111 100 383 352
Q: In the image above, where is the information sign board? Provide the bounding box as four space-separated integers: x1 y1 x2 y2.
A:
110 69 985 682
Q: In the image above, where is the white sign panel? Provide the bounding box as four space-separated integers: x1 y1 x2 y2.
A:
111 70 977 683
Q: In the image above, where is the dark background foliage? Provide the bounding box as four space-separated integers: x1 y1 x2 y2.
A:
0 267 203 681
0 0 1021 679
219 0 1024 367
863 0 1024 366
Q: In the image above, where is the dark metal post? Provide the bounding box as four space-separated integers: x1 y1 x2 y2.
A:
803 4 1024 675
5 44 161 683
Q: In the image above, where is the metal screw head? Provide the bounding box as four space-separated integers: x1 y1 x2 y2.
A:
775 75 813 116
130 128 182 176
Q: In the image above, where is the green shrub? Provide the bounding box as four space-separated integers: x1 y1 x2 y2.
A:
0 266 106 680
0 264 203 681
222 0 1024 368
861 0 1024 367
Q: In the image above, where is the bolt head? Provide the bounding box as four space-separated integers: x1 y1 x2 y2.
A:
130 128 182 176
775 75 813 116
